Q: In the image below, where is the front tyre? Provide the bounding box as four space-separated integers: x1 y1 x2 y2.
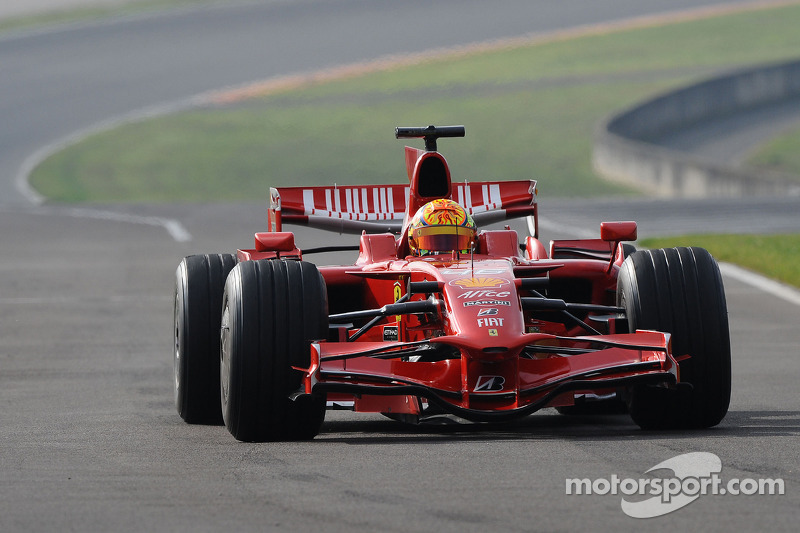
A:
618 247 731 429
174 254 237 424
221 260 328 442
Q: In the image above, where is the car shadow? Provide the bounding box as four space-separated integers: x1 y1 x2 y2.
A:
316 409 800 444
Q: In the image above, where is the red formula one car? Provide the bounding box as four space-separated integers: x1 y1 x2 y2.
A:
174 125 731 442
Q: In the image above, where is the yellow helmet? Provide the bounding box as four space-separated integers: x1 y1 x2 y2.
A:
408 199 476 256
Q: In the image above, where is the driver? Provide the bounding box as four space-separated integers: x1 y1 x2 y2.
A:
407 199 477 256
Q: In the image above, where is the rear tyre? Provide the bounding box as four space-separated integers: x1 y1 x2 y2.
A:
174 254 237 424
221 260 328 442
617 247 731 429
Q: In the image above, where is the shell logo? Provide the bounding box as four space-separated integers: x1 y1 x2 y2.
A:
449 277 509 288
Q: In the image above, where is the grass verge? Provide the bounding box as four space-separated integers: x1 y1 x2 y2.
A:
30 2 800 202
639 234 800 288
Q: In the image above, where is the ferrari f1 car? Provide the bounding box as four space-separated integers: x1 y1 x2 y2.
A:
174 125 731 442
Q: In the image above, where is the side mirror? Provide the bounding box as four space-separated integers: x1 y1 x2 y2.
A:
600 221 637 242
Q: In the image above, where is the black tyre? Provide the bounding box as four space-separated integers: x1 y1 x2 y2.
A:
617 247 731 429
174 254 237 424
621 243 636 259
221 260 328 442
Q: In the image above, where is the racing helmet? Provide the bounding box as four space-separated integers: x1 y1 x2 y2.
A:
408 199 476 256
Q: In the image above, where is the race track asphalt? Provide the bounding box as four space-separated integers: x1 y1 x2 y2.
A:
1 1 799 531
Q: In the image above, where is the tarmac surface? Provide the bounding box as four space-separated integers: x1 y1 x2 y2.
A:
1 1 799 531
0 0 157 19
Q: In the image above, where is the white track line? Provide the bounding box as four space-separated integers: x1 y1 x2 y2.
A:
0 204 193 242
719 262 800 307
55 206 193 243
15 101 198 242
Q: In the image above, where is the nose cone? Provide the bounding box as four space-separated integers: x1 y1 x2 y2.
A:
441 268 523 350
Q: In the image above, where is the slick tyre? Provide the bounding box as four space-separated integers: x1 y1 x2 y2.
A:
621 243 637 259
617 247 731 429
221 260 328 442
174 254 237 424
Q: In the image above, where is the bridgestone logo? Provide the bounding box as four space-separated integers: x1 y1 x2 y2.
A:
475 375 505 391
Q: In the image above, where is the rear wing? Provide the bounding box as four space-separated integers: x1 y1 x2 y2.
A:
267 180 538 235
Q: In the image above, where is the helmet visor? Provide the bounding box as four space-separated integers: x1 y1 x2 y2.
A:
413 225 474 254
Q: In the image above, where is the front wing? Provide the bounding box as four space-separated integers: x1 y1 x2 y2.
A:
294 331 678 422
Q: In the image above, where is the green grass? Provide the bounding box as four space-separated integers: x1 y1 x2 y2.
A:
746 124 800 176
640 234 800 288
30 2 800 202
35 82 666 202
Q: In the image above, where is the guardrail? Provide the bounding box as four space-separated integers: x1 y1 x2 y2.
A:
592 58 800 197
